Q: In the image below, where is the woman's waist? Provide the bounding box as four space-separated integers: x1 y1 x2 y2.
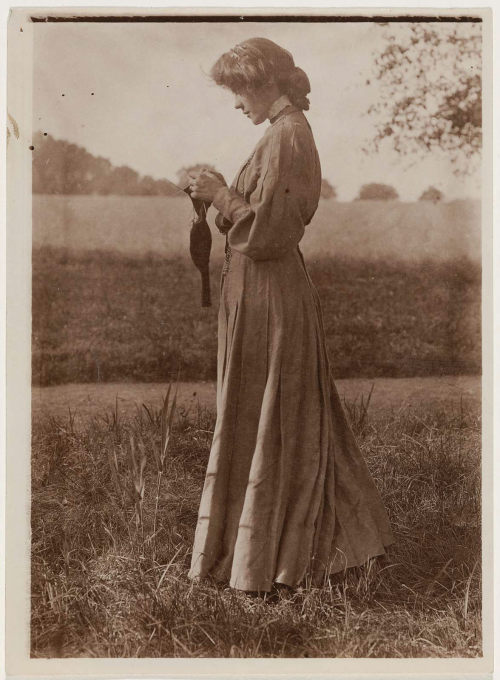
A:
224 241 305 264
222 244 309 283
220 246 316 311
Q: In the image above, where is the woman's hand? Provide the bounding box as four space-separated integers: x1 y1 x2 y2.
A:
189 169 227 202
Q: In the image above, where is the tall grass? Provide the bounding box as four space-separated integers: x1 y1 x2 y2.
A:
32 247 481 385
31 394 481 658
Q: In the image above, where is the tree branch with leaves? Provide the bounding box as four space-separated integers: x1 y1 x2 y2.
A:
365 22 481 175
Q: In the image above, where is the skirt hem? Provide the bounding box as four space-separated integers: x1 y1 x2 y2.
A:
187 539 395 593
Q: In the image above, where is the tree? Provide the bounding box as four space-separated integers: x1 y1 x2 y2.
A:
419 186 444 203
139 175 158 196
110 166 141 195
32 132 64 194
176 163 218 188
88 156 113 194
32 131 182 196
356 183 399 200
320 178 337 199
366 22 481 173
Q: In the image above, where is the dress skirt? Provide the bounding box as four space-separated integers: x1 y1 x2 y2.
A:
188 245 394 592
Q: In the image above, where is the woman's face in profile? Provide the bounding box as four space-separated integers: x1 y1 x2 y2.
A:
233 89 273 126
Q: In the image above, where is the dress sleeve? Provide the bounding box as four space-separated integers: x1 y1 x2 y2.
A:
214 211 232 235
211 122 314 261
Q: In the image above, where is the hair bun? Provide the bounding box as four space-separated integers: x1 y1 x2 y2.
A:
211 38 312 112
286 66 311 111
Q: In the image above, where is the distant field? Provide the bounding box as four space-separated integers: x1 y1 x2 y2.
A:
33 195 481 262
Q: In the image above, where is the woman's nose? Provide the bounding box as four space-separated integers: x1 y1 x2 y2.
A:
234 96 243 110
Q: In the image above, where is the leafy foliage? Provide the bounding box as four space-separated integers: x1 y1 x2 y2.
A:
32 133 180 196
419 186 444 202
320 178 337 199
366 23 481 173
356 183 399 200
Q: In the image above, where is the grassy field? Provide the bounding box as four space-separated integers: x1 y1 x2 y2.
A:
33 195 481 262
32 247 481 386
31 388 481 658
30 195 483 658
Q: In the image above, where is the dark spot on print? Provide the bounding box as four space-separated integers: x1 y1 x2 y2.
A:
285 188 289 193
29 145 34 151
62 93 65 97
43 132 47 136
91 92 94 95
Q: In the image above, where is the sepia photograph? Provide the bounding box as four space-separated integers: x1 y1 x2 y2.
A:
5 5 494 676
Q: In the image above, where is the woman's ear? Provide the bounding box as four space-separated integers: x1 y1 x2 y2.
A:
264 78 281 99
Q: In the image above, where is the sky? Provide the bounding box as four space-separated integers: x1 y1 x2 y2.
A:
33 20 481 201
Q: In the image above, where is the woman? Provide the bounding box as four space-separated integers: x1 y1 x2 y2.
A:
188 37 394 593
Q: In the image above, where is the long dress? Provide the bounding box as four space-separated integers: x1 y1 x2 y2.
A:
188 103 394 592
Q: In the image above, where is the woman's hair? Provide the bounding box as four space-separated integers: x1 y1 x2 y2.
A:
210 37 311 111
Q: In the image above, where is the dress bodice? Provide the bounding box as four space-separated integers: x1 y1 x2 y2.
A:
214 104 321 270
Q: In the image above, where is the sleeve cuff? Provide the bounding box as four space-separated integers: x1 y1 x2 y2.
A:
212 186 252 224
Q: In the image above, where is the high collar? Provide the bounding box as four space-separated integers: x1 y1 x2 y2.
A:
267 94 293 122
